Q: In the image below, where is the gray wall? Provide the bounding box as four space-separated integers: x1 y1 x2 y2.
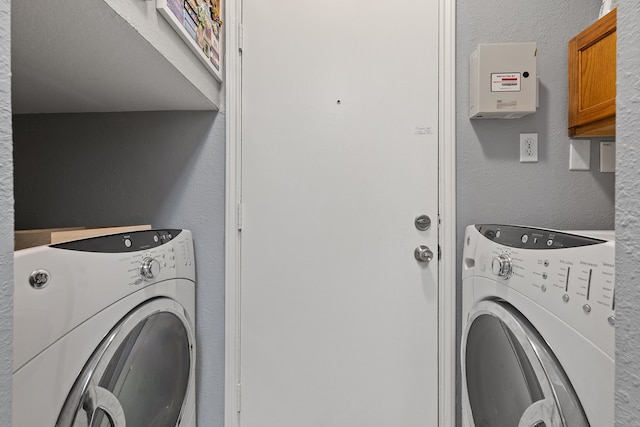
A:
0 0 12 424
615 1 640 425
457 1 615 233
456 0 615 423
12 111 226 426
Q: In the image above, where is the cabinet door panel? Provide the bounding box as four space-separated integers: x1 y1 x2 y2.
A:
568 9 616 137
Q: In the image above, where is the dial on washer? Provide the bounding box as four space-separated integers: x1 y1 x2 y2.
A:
140 257 161 280
491 254 513 279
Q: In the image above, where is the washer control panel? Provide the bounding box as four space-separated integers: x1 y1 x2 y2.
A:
475 224 606 250
466 224 615 355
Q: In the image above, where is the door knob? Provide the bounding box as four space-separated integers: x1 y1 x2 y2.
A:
414 245 434 264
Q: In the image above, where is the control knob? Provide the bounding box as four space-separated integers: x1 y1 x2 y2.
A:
491 254 513 279
140 257 161 281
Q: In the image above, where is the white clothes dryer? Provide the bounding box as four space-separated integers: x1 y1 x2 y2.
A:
13 229 196 427
461 224 614 427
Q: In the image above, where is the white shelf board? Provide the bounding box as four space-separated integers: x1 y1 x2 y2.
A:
12 0 221 113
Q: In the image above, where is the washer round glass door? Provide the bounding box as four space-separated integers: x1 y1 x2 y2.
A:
461 300 589 427
56 298 195 427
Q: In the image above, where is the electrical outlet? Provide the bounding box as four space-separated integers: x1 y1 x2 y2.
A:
520 133 538 162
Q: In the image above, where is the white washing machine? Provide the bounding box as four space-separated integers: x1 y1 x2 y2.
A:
13 229 196 427
461 224 614 427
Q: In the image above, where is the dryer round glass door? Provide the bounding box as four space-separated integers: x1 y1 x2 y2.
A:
57 298 195 427
461 300 589 427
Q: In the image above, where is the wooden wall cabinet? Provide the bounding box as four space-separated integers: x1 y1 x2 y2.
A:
568 9 616 138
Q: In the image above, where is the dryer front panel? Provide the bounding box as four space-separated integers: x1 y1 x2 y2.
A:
56 298 195 427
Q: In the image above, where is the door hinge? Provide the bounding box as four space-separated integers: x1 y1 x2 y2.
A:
237 382 242 413
237 203 243 231
438 244 442 261
238 22 244 53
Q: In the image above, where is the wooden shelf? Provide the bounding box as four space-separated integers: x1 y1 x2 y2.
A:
15 225 152 250
12 0 221 113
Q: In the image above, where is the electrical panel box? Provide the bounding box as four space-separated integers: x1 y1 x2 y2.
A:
470 43 538 119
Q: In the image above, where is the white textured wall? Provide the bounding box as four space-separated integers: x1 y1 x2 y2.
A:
456 0 614 424
0 0 12 424
615 1 640 425
12 111 226 426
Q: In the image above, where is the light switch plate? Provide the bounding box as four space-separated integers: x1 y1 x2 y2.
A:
600 141 615 172
569 139 590 170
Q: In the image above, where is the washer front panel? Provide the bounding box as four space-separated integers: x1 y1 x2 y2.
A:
462 224 615 427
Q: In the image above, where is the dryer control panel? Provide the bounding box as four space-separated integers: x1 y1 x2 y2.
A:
13 229 196 371
52 229 195 286
463 224 615 357
53 229 182 252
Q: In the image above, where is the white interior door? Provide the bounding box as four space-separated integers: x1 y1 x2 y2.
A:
240 0 440 425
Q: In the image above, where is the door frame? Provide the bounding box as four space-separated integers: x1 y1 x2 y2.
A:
224 1 456 425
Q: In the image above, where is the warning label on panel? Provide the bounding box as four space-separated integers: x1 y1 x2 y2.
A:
491 73 521 92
